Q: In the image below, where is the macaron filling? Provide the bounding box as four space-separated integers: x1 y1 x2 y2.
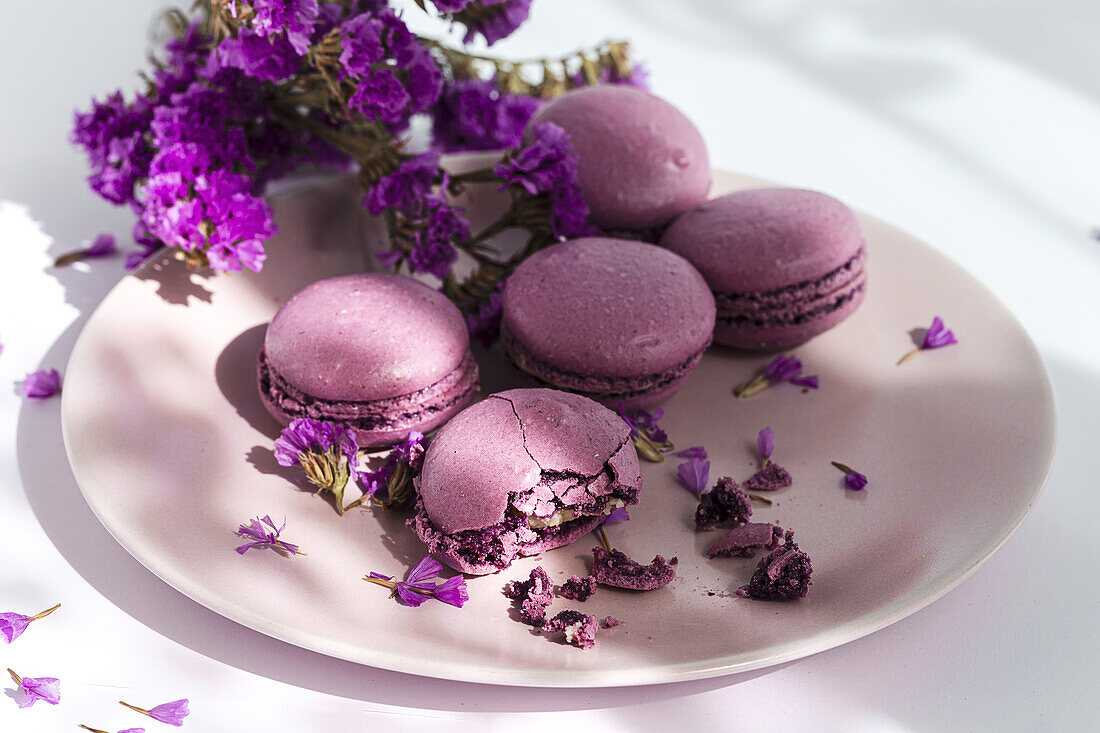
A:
714 247 866 331
500 322 708 403
258 348 479 434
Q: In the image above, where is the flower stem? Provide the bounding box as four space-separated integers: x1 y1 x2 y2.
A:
79 726 110 733
53 249 92 267
896 348 921 365
733 375 772 399
119 701 150 715
831 461 853 474
30 602 61 620
7 668 21 685
597 526 612 552
747 493 773 505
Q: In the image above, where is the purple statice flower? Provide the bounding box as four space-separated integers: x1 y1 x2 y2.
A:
397 41 444 115
365 557 468 608
7 669 60 708
1 604 60 644
455 0 532 46
757 427 774 466
217 27 301 82
363 151 440 216
126 223 163 270
898 316 959 365
250 0 320 55
465 286 504 348
618 403 673 462
356 431 425 508
348 68 410 124
734 354 819 398
674 446 707 459
923 316 958 349
22 369 62 399
432 575 470 607
695 477 752 531
71 91 154 208
676 456 710 496
431 78 542 152
406 196 467 280
494 122 592 239
87 233 117 257
274 418 360 513
339 12 385 75
235 515 303 555
120 699 189 727
831 461 867 491
603 507 630 524
737 530 813 600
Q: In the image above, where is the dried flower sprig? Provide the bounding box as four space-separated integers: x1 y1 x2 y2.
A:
344 431 426 512
831 461 868 491
80 726 146 733
71 2 644 317
235 515 304 555
7 668 60 708
757 427 774 468
21 368 62 399
54 233 118 267
897 316 958 365
119 699 190 727
0 603 61 643
734 355 819 399
364 556 469 607
274 418 360 514
618 404 675 462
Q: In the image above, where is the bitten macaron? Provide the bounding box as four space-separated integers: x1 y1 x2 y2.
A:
529 85 710 233
501 237 716 410
407 388 642 575
257 273 479 447
660 188 868 350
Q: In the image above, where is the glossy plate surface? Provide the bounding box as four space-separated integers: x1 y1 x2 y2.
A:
61 164 1055 686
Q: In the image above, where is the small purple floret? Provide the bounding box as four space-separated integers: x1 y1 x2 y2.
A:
845 470 868 491
144 699 189 726
757 427 774 461
695 477 752 530
432 575 470 608
13 674 61 708
737 531 813 600
560 575 597 602
505 566 554 626
922 316 958 349
86 233 118 257
676 456 710 495
591 547 675 591
603 507 630 525
763 354 802 382
235 515 301 555
22 369 62 399
743 462 793 491
0 614 31 644
544 609 599 649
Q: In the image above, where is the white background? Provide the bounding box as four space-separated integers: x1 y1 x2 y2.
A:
2 1 1098 730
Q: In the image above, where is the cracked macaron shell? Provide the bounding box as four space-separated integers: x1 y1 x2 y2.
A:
529 85 710 231
415 388 641 535
501 237 716 380
263 272 470 402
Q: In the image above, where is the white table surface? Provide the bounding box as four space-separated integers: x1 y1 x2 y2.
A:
2 1 1097 730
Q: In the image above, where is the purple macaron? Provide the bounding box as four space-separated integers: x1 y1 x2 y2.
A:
529 85 710 233
257 273 479 447
660 188 868 350
407 388 642 575
501 237 716 410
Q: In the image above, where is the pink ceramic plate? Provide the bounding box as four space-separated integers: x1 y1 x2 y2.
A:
61 164 1055 687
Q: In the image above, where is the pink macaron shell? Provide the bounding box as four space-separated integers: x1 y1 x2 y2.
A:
660 188 865 294
264 273 469 402
502 238 716 381
530 86 710 231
